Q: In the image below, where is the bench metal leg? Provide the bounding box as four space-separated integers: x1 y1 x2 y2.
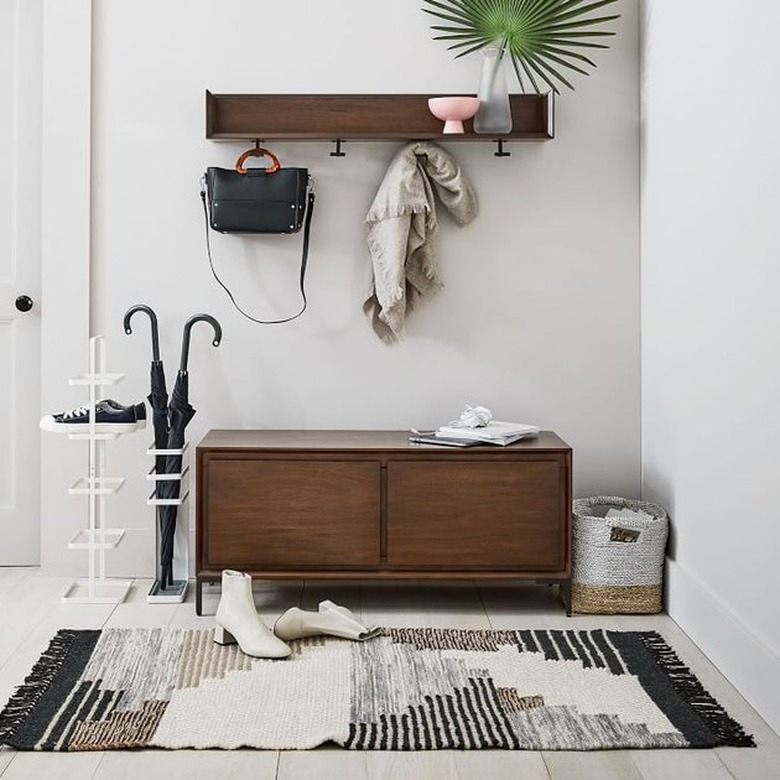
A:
561 579 572 616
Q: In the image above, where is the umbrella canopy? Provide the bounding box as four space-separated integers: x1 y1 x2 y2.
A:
157 314 222 588
148 361 169 473
124 304 169 465
125 305 170 586
157 374 194 587
148 360 171 587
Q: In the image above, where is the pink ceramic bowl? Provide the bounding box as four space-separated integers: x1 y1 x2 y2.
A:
428 96 480 134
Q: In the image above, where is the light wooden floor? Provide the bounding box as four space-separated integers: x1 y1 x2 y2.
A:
0 569 777 780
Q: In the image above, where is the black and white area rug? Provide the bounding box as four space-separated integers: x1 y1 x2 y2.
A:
0 627 754 751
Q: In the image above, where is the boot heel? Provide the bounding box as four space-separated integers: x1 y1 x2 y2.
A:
214 625 237 646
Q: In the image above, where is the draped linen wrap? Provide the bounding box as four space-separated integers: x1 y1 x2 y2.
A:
364 142 479 343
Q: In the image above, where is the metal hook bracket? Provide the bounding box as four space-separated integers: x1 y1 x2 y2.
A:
494 139 511 158
330 139 346 157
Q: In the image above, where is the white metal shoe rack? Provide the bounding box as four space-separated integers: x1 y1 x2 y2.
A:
61 335 133 604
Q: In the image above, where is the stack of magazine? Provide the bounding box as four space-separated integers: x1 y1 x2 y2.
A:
410 421 541 447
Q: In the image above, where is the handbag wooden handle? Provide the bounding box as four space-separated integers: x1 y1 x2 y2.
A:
235 147 281 175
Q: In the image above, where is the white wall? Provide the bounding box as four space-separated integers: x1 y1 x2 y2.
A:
641 1 780 734
39 0 93 574
40 0 640 577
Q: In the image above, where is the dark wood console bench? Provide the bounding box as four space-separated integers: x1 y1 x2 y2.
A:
195 430 572 616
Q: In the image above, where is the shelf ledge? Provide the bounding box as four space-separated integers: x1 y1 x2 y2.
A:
147 441 189 457
148 489 189 507
69 373 125 386
68 528 125 550
62 578 132 604
69 476 126 495
147 465 189 483
206 92 554 143
68 431 127 441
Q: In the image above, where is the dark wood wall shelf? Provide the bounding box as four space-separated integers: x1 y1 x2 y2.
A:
205 91 554 142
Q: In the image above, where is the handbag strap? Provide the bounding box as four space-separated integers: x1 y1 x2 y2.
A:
200 185 315 325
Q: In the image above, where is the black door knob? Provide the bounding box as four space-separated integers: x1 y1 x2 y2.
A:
15 295 34 313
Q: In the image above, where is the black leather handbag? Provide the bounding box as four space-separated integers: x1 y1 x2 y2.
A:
201 146 315 323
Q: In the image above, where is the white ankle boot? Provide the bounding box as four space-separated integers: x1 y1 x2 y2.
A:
214 570 291 658
274 600 380 642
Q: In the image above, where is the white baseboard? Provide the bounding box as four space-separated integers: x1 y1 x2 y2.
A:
666 558 780 736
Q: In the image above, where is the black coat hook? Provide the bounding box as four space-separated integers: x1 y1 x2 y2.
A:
494 139 511 157
330 139 346 157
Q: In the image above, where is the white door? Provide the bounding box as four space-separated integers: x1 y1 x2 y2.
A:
0 0 42 564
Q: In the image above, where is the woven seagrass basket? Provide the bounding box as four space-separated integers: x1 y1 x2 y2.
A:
572 496 669 614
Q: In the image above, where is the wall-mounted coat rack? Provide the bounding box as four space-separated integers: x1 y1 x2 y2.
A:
205 92 554 157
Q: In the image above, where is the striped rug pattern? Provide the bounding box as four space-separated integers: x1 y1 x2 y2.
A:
0 627 754 751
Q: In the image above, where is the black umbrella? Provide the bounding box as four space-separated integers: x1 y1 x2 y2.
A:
124 305 170 587
123 305 168 473
158 314 222 588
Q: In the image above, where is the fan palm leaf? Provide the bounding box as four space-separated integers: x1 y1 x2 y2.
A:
422 0 620 94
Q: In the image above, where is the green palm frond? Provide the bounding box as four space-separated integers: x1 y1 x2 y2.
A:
421 0 620 94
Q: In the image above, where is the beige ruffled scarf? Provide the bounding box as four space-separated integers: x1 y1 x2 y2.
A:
364 142 479 343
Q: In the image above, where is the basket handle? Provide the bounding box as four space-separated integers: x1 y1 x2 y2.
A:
610 526 640 543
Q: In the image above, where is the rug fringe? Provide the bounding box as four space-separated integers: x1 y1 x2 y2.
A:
635 631 755 747
0 629 82 745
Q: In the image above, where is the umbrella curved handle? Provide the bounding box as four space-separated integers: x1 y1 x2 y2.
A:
124 304 161 363
180 314 222 372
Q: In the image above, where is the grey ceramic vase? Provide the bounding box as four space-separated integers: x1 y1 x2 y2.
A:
474 47 512 134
